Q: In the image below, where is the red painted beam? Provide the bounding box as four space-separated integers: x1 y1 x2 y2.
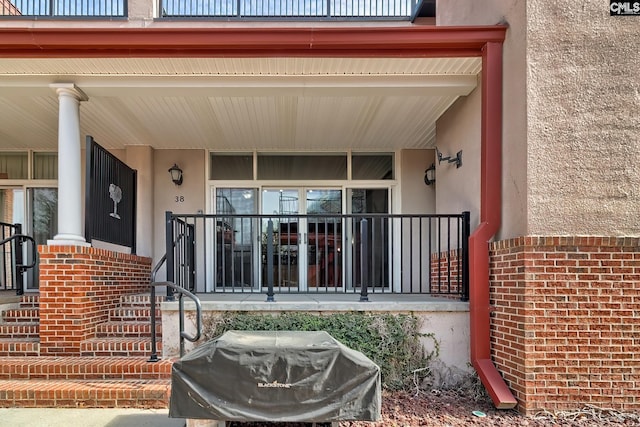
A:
0 26 506 58
469 41 517 409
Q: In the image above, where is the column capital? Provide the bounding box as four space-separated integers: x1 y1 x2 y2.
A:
50 83 88 102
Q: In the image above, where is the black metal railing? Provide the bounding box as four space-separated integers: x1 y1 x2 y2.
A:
159 0 413 19
164 211 470 301
0 222 38 295
1 0 126 18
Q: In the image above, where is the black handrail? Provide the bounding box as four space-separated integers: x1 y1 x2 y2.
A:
148 281 202 362
0 233 38 295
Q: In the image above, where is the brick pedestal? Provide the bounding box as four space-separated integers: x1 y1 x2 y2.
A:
38 245 152 356
490 237 640 414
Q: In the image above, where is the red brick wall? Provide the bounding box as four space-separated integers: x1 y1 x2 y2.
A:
38 245 152 356
430 249 462 295
490 236 640 414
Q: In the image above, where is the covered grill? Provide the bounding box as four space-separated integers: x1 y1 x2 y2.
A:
169 330 381 423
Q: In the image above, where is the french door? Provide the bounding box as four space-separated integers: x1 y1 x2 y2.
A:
0 187 57 291
261 188 342 291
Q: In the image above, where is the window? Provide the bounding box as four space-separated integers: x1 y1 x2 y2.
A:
210 154 253 180
352 153 394 180
258 154 347 180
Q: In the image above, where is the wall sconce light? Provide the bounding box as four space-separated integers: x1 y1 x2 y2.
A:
436 147 463 168
424 163 436 186
168 163 183 186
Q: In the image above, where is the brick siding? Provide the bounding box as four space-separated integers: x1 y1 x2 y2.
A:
431 249 462 295
490 236 640 414
37 245 152 356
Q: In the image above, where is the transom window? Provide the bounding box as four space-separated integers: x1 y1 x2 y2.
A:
209 152 393 181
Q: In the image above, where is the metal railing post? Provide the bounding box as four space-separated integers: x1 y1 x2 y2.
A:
148 283 158 362
359 218 369 302
461 211 470 301
266 219 275 302
166 211 175 301
14 223 24 296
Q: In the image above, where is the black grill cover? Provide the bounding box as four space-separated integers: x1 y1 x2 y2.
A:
169 330 381 422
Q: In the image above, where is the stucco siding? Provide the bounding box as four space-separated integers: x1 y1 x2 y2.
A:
527 1 640 236
435 84 481 231
438 0 528 239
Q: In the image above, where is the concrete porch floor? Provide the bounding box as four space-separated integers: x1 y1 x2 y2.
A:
164 292 469 313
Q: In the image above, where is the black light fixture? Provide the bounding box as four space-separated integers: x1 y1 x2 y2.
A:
424 163 436 186
168 163 183 186
436 147 463 168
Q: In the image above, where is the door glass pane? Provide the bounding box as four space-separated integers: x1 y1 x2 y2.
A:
349 189 389 289
215 188 257 288
306 189 342 288
31 188 57 245
262 189 299 288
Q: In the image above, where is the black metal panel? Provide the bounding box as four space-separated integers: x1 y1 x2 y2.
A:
85 136 137 252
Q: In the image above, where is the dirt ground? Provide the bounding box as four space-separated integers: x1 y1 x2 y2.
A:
341 390 640 426
230 390 640 427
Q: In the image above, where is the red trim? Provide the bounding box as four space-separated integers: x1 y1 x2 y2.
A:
0 26 506 57
469 41 517 409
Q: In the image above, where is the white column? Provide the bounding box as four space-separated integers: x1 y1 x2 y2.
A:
49 83 89 246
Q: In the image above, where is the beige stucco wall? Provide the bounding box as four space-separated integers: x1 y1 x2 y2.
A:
435 85 481 230
153 149 206 274
162 301 471 373
399 149 435 214
438 0 527 239
440 1 640 237
126 145 154 257
525 1 640 236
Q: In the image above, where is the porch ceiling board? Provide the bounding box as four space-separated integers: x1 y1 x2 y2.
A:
0 56 480 151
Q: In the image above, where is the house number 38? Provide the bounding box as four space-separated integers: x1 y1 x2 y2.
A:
175 196 185 203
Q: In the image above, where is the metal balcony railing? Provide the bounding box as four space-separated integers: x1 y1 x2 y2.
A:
0 0 126 18
159 0 414 19
0 0 420 20
165 211 470 301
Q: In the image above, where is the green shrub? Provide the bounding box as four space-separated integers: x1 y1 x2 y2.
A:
200 311 437 391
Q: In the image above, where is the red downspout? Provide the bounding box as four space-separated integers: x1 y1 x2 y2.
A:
469 41 517 409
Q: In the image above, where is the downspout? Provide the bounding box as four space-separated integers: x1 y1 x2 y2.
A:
469 41 517 409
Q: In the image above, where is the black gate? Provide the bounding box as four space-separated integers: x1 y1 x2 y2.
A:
84 136 137 252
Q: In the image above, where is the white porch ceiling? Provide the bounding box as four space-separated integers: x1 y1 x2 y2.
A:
0 57 481 151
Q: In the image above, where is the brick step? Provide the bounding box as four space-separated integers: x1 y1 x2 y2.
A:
0 356 173 380
0 321 39 338
0 378 170 408
1 308 38 322
110 308 161 322
0 338 39 356
80 337 161 357
120 294 165 307
96 321 162 338
19 294 39 308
